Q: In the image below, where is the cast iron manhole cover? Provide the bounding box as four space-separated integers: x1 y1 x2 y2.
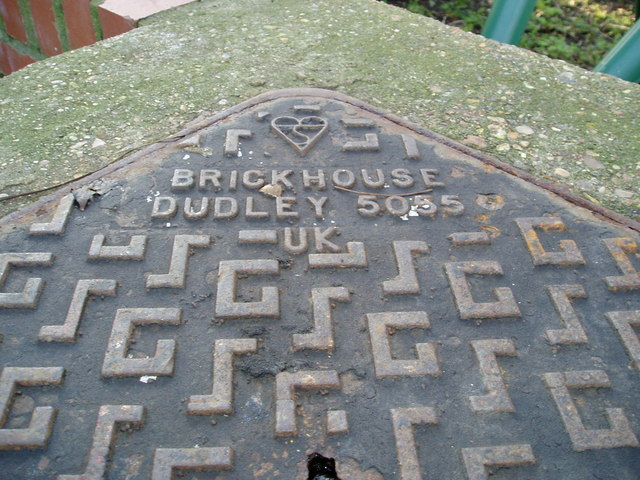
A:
0 89 638 479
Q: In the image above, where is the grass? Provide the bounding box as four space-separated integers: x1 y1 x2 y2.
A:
381 0 636 69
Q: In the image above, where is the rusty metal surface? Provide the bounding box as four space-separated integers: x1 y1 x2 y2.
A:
0 89 639 479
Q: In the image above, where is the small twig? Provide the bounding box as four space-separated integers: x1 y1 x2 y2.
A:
0 173 91 202
333 185 431 197
0 147 140 203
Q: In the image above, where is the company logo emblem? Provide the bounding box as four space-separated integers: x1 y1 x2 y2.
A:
271 116 328 156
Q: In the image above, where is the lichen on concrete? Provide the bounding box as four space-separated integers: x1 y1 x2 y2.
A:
0 0 638 220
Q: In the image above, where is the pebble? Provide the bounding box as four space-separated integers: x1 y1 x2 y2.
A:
556 71 576 84
575 180 595 191
516 125 534 135
488 124 506 139
614 188 634 199
496 143 510 152
462 135 487 149
507 131 519 141
580 153 604 169
554 167 571 178
487 116 506 123
91 138 106 148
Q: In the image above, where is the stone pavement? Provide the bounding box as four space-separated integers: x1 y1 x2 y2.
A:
0 0 638 223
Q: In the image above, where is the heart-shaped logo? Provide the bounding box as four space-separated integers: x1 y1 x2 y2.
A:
271 116 328 156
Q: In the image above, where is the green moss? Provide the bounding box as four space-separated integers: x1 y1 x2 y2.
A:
52 0 71 52
522 0 635 69
0 27 46 60
16 0 38 49
89 0 105 41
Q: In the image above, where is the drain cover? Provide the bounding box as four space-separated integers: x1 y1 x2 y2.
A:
0 89 638 479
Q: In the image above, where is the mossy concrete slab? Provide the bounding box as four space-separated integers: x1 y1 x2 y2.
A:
0 0 638 220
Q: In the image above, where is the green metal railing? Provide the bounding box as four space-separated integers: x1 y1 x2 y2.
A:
481 0 537 45
481 0 640 83
594 19 640 82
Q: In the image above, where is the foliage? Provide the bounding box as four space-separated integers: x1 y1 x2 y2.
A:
381 0 636 69
522 0 635 68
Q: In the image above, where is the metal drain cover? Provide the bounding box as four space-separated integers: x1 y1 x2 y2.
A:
0 89 638 479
